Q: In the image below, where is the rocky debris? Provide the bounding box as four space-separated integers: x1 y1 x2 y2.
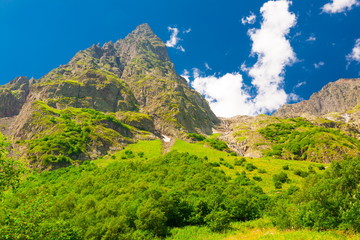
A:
216 115 276 158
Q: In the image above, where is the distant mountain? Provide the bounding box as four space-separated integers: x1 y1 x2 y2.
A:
274 78 360 118
0 24 219 169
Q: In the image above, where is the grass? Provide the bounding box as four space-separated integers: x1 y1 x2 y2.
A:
168 219 360 240
93 139 329 194
170 139 327 194
93 139 163 167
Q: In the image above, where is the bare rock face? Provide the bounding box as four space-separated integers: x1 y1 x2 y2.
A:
0 76 30 117
274 78 360 118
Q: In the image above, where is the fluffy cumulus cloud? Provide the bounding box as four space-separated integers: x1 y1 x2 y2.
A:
241 13 257 25
166 27 191 52
246 0 297 114
192 73 253 117
190 0 297 117
322 0 360 13
347 39 360 62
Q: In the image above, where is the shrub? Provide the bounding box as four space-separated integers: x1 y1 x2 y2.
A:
204 210 231 232
274 181 282 189
188 133 206 141
205 138 230 151
234 157 246 166
223 162 234 169
273 172 289 183
282 165 289 170
245 163 257 171
253 176 262 182
318 165 325 170
293 169 309 178
209 162 220 167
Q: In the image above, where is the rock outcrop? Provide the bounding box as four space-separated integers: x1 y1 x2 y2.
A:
0 76 30 117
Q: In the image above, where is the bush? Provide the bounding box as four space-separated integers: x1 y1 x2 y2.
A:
274 181 282 189
188 133 206 141
318 165 325 170
273 172 289 183
204 210 231 232
209 162 220 167
282 165 289 170
205 138 230 151
245 163 257 171
253 176 262 182
234 157 246 166
293 169 309 178
223 162 234 169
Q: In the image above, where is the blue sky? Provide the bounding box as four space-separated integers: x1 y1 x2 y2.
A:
0 0 359 116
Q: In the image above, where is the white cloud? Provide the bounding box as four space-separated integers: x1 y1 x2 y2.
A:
181 69 190 83
204 63 212 70
241 13 257 25
165 27 188 52
190 0 297 117
322 0 360 13
306 35 316 41
246 0 297 114
314 61 325 68
192 73 254 117
294 81 306 89
347 38 360 62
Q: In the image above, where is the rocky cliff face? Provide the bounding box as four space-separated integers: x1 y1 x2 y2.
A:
0 23 219 169
274 78 360 118
0 76 30 117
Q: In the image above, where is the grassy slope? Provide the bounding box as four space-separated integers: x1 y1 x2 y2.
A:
171 140 326 194
89 139 359 239
95 139 327 194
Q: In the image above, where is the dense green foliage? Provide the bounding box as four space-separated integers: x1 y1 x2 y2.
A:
0 151 268 239
259 118 360 162
187 133 206 142
25 102 134 169
269 157 360 232
0 134 23 192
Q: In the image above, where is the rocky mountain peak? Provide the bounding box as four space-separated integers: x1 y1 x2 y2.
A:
126 23 155 38
274 78 360 118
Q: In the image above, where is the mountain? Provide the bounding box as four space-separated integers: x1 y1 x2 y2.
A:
0 24 219 169
274 78 360 118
